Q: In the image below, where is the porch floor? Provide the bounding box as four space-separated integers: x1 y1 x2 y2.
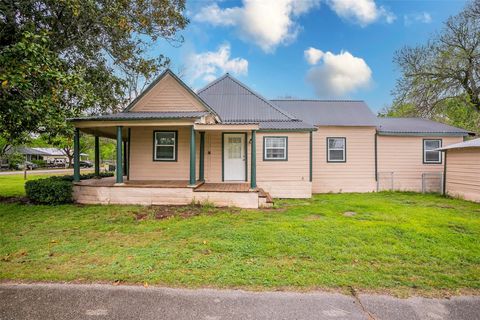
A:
76 177 253 192
195 183 251 193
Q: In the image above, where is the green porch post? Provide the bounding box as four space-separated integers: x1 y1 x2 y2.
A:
250 130 257 189
189 126 196 186
73 128 80 182
123 139 127 176
199 131 205 182
94 135 100 177
127 128 131 181
116 126 123 184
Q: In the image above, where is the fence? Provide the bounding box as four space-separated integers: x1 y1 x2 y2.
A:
377 172 444 194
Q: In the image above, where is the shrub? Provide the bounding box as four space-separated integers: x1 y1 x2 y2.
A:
25 178 73 204
24 172 114 204
31 160 47 167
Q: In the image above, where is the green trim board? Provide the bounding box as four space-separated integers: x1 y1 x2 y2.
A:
374 133 378 181
423 138 443 164
443 150 448 195
221 132 248 182
152 130 178 162
116 126 123 184
263 136 288 161
127 128 131 181
250 130 256 189
199 131 205 182
309 131 313 182
73 128 80 182
94 135 100 177
326 137 347 163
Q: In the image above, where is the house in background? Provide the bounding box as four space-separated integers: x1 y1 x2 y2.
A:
438 138 480 203
70 69 475 208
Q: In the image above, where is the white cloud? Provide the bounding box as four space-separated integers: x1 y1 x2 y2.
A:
187 43 248 84
404 12 432 26
304 47 325 65
305 49 372 97
193 0 321 52
327 0 396 26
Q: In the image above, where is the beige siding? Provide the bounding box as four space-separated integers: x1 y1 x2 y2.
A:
256 132 311 198
130 74 207 112
129 126 193 180
445 148 480 202
377 136 463 192
313 127 376 193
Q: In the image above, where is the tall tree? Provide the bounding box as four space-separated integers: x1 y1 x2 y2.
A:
393 0 480 117
0 0 188 143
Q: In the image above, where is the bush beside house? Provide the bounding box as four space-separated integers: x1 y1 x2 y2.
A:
25 172 113 204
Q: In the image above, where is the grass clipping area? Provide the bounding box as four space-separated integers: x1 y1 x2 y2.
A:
0 192 479 296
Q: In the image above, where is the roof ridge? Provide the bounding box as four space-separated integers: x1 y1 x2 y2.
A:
271 99 365 102
196 73 230 95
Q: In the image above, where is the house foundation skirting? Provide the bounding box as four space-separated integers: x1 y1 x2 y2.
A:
73 185 260 208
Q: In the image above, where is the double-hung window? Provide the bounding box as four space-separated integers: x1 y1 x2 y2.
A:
264 136 287 161
423 139 442 164
154 131 177 161
327 137 346 162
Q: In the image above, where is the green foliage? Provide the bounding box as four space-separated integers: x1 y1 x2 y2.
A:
6 152 24 169
0 0 188 142
31 160 47 167
25 178 73 204
24 172 114 204
393 0 480 118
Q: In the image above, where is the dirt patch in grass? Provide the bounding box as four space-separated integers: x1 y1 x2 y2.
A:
0 196 30 204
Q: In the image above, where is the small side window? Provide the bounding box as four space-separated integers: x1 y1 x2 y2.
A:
264 137 287 161
327 137 346 162
423 139 442 164
154 131 177 161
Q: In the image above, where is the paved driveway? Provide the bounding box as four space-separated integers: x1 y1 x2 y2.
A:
0 283 478 320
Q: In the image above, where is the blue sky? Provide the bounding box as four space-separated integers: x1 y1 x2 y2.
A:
155 0 467 113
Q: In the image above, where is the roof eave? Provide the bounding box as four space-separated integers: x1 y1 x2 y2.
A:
377 131 470 137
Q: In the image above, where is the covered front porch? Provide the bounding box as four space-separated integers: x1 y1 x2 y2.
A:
73 176 271 208
71 120 271 208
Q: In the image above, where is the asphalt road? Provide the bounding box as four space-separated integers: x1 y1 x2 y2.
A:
0 283 478 320
0 168 93 176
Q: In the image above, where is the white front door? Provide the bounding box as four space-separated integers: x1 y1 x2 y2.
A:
224 133 246 181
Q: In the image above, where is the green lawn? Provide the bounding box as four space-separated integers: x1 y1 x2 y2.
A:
0 175 479 296
0 174 59 197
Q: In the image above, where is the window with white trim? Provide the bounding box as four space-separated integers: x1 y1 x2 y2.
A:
327 137 346 162
154 131 176 161
423 139 442 164
264 137 287 160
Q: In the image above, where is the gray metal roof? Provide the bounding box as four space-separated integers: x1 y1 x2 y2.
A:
271 100 377 126
198 74 297 122
437 138 480 151
259 121 316 130
376 118 472 136
70 111 209 121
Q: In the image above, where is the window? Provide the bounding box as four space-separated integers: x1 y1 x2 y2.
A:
423 139 442 164
154 131 177 161
264 136 287 161
327 137 346 162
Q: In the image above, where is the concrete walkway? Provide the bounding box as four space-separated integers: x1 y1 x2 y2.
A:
0 283 478 320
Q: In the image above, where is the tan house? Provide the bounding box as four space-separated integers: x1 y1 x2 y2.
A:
70 69 474 208
438 138 480 203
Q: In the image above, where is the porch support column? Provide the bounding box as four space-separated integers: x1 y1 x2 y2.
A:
189 126 196 186
94 135 100 177
199 131 205 182
127 128 131 181
123 139 127 176
73 128 80 182
116 126 123 184
250 130 257 189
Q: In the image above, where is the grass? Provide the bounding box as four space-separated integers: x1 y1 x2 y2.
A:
0 173 479 296
0 174 59 197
